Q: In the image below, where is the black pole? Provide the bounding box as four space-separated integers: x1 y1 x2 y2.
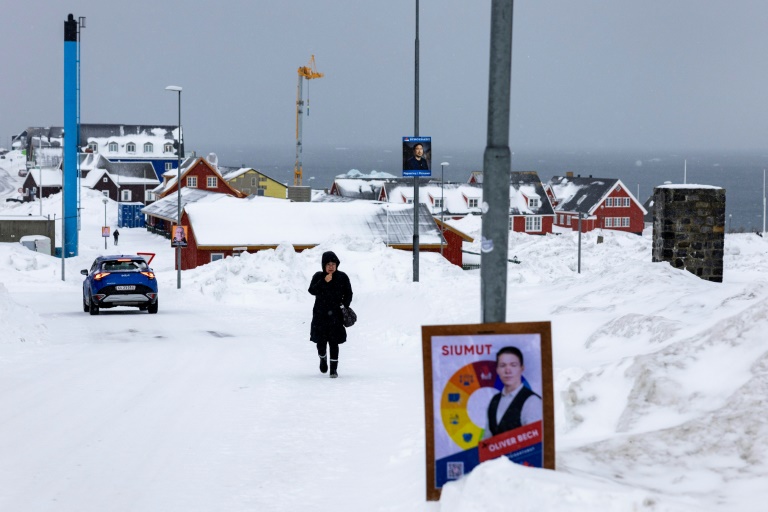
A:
413 0 420 282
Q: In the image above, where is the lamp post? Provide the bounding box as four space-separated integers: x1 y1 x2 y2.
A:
440 161 449 255
165 85 182 289
102 197 108 250
38 166 43 217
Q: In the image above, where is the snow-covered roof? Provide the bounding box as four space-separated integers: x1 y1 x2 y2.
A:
141 188 231 223
549 175 617 214
550 175 647 215
25 168 62 187
382 171 555 216
81 125 179 159
335 169 398 179
186 199 446 247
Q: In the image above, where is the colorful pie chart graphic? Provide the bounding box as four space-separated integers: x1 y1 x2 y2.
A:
440 360 499 450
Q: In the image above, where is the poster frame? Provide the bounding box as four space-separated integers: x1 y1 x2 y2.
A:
421 321 555 501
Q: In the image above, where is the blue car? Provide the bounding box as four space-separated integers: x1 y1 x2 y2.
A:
81 255 159 315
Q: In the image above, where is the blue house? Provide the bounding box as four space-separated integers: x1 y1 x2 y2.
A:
79 124 183 181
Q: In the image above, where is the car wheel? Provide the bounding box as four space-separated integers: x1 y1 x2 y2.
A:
89 293 100 315
148 300 158 314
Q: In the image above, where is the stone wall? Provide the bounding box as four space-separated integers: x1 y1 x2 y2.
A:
651 185 725 282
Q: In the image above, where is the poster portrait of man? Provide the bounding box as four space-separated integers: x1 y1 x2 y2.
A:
402 136 432 176
171 225 188 248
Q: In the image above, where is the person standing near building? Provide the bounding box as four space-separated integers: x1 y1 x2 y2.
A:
308 251 353 378
113 229 120 246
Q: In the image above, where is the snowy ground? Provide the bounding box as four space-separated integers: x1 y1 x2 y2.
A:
2 152 768 511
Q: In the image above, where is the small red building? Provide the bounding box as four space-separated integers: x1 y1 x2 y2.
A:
174 199 471 270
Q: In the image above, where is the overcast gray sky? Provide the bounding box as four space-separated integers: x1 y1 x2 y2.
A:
2 0 767 157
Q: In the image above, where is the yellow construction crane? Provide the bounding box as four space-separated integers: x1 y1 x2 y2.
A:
294 55 324 186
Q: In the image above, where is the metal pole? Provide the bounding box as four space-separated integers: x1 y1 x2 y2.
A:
440 162 449 255
480 0 514 323
577 213 582 273
763 168 766 236
412 0 420 282
103 200 107 250
176 91 182 289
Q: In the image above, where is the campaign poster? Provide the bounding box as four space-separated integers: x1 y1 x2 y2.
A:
402 136 432 177
101 226 110 238
171 225 188 248
421 322 554 501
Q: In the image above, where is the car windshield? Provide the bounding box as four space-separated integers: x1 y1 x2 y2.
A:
101 260 148 272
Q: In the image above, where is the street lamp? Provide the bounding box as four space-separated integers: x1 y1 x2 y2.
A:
165 85 182 289
440 161 449 255
102 197 108 250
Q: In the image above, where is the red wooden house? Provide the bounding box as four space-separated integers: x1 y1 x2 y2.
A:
548 175 647 235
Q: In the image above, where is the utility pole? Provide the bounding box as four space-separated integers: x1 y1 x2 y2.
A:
480 0 514 323
412 0 421 282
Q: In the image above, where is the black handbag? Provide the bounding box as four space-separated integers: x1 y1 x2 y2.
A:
341 305 357 327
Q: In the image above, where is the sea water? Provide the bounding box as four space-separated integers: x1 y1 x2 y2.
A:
205 144 768 232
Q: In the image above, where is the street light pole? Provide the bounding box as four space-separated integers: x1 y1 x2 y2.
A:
440 161 449 255
102 198 108 250
166 85 182 289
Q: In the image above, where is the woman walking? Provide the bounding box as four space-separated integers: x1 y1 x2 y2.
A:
308 251 353 378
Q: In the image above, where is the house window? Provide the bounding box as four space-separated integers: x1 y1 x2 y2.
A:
103 177 108 183
622 217 630 227
144 143 153 153
121 189 132 201
251 177 258 186
406 198 413 204
187 176 197 187
528 197 540 208
509 216 514 230
207 176 218 188
126 142 136 153
165 162 172 171
164 143 174 153
606 197 613 207
566 216 571 226
623 197 630 207
434 198 443 208
468 198 479 208
605 217 614 227
257 189 265 196
102 190 109 198
108 142 118 152
145 190 154 202
525 216 542 232
88 142 98 153
259 175 267 182
211 253 224 263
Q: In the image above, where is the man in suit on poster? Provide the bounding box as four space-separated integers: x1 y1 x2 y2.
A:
483 346 542 440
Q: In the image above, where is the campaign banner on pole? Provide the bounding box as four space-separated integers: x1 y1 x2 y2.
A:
402 136 432 177
171 225 188 247
421 322 554 501
101 226 110 238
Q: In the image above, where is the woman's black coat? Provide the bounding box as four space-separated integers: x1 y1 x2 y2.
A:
308 253 353 344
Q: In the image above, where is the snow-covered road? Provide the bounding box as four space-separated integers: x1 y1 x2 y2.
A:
0 255 434 511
